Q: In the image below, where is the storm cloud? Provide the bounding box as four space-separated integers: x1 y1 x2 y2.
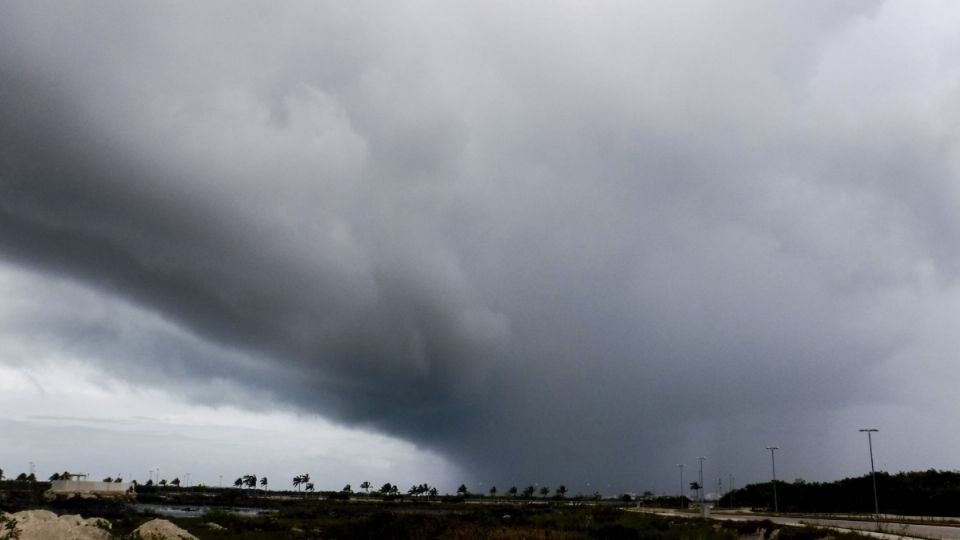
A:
3 1 960 491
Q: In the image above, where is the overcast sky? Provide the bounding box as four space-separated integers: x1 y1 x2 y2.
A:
2 1 960 496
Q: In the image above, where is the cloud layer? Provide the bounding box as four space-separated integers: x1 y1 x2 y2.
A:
3 1 960 491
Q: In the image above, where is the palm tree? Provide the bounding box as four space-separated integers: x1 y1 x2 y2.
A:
689 481 701 501
342 484 352 494
233 477 243 488
489 486 498 499
522 485 535 499
508 486 518 498
556 485 568 498
293 475 303 492
429 487 438 498
305 482 314 493
360 481 371 495
171 478 180 487
260 477 268 490
457 484 469 497
243 475 257 489
539 486 549 498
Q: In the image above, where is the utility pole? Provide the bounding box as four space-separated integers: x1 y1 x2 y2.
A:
859 429 880 517
677 464 685 509
766 447 779 513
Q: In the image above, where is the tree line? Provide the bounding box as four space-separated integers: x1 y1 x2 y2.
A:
721 469 960 516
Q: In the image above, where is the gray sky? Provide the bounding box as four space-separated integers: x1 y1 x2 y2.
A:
2 1 960 495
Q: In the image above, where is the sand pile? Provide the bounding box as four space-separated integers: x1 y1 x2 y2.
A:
0 509 111 539
132 518 198 539
0 511 197 540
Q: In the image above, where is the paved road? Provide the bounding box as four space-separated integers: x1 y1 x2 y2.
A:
718 513 960 539
634 509 960 539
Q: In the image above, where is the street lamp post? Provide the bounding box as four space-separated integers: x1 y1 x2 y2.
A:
697 457 706 506
859 428 880 517
677 464 684 509
765 447 779 513
729 474 735 508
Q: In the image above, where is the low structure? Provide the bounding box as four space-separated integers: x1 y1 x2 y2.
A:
46 480 135 499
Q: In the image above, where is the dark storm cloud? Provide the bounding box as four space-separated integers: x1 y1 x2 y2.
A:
2 1 959 490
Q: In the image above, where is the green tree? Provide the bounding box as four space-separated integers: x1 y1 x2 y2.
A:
15 473 27 482
556 485 568 498
305 482 315 493
260 477 268 490
522 485 535 499
159 479 168 487
171 477 181 487
457 484 469 496
508 486 518 498
0 468 4 481
293 475 303 492
489 485 498 498
234 477 243 488
360 480 371 495
539 486 550 498
342 484 352 493
380 482 393 495
102 477 113 483
49 473 60 481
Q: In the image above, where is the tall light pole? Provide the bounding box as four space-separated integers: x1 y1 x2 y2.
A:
729 474 735 508
765 446 779 513
677 464 685 509
697 457 706 505
859 428 880 516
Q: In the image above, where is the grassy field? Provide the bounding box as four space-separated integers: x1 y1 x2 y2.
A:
0 482 869 539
